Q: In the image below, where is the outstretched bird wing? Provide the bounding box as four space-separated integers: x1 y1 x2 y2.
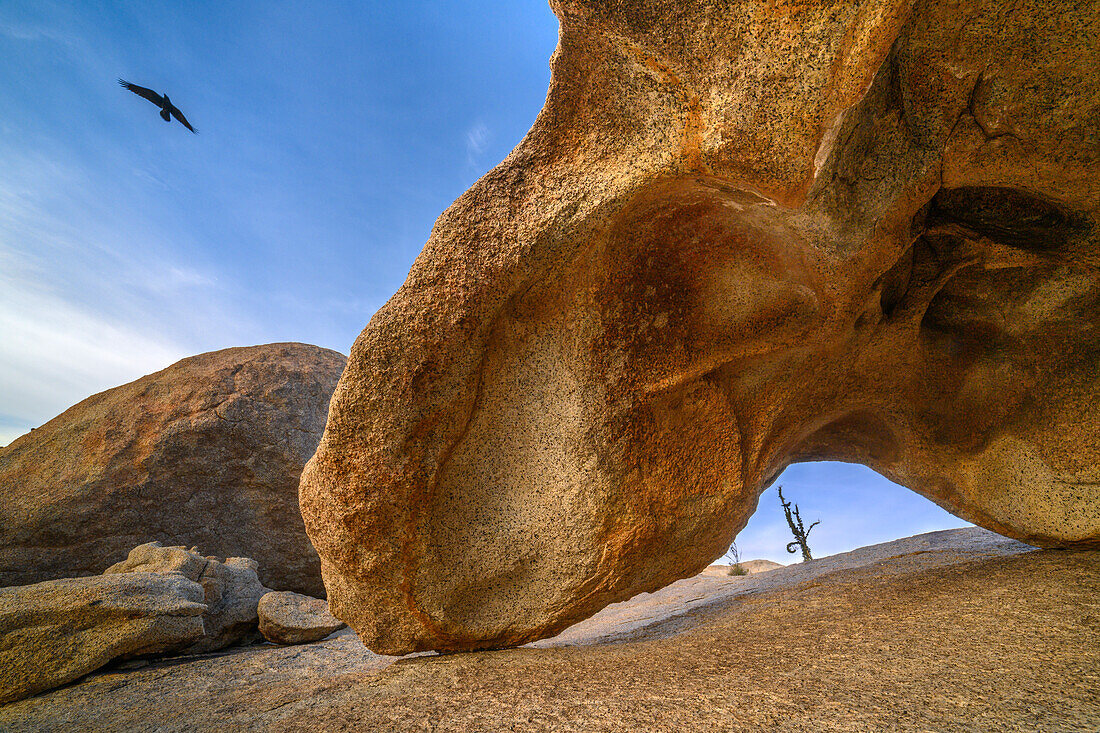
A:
169 106 197 134
118 79 163 106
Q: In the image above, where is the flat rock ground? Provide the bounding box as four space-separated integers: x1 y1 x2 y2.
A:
1 528 1097 732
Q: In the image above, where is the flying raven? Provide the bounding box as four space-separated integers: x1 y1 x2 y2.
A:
118 79 196 133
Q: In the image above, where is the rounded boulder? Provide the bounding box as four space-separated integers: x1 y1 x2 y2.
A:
0 343 345 596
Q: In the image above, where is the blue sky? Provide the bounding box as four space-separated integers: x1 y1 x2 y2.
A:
0 1 969 559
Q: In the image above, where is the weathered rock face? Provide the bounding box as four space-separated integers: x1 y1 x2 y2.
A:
300 0 1100 654
258 591 346 645
0 343 346 597
105 542 270 653
0 572 206 704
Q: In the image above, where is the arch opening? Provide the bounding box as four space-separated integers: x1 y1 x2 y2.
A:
727 461 974 567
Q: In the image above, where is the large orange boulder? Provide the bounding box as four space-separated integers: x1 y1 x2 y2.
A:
0 343 345 596
301 0 1100 653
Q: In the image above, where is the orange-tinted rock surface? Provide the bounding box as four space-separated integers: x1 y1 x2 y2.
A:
300 0 1100 653
0 343 346 597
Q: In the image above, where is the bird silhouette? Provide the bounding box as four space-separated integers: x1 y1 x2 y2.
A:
118 79 196 133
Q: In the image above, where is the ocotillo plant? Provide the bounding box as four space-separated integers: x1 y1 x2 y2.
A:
778 486 819 561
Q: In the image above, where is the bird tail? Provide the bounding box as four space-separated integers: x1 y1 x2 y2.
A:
160 109 170 121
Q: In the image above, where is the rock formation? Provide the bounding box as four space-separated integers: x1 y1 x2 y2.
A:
258 591 346 645
105 542 270 653
300 0 1100 653
1 530 1096 730
0 573 206 704
0 343 346 596
700 559 784 577
739 559 784 575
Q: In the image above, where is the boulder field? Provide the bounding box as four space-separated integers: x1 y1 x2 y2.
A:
0 343 346 597
0 542 344 705
700 559 784 577
300 0 1100 654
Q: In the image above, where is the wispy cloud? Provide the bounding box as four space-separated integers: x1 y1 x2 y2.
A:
0 147 239 445
0 265 188 444
0 17 77 46
464 122 490 168
158 266 218 292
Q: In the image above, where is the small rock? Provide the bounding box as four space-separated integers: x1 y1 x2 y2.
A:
106 542 269 653
258 591 345 645
0 573 206 704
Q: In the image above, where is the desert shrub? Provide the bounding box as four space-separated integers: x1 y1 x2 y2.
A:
722 541 747 576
